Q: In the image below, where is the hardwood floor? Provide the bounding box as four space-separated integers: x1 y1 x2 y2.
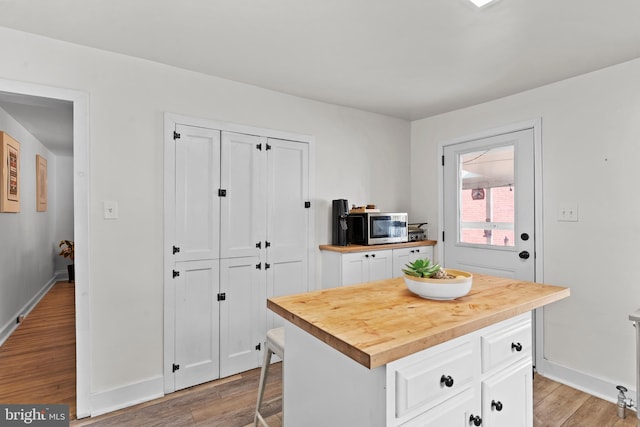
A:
2 282 638 426
533 374 637 427
0 281 76 417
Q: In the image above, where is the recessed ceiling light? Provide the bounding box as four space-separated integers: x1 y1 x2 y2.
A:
469 0 497 7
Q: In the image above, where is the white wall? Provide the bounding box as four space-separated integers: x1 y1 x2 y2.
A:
0 106 61 344
411 57 640 400
54 155 74 275
0 26 411 412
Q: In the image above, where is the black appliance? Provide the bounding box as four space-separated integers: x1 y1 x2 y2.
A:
331 199 349 246
347 212 408 245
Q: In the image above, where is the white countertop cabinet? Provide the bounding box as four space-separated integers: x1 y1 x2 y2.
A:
392 245 434 277
321 243 434 288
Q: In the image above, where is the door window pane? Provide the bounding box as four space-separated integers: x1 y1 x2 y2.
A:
459 145 515 246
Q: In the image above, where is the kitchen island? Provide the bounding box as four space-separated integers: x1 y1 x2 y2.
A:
267 274 569 427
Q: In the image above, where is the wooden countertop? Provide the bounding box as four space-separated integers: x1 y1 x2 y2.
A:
267 274 569 369
319 240 436 253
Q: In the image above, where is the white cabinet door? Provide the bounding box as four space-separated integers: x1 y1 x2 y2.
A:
219 257 265 377
341 250 393 286
174 124 220 262
393 246 434 278
220 131 266 259
481 360 532 427
266 138 310 328
367 249 393 282
342 252 369 286
173 260 220 391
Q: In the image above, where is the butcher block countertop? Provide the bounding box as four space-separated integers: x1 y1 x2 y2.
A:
267 274 569 369
319 240 436 253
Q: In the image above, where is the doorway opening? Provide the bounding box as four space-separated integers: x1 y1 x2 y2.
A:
0 78 90 418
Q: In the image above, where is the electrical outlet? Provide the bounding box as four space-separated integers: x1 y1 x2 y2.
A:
558 205 578 222
104 201 118 219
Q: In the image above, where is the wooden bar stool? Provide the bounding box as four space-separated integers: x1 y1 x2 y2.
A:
254 327 285 427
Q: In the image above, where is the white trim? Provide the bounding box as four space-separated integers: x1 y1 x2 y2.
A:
437 118 544 365
0 78 91 418
0 277 57 347
539 359 636 411
90 375 164 417
165 112 315 144
163 112 316 393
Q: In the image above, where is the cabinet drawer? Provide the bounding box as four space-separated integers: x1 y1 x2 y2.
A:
399 387 475 427
395 341 474 418
481 315 531 373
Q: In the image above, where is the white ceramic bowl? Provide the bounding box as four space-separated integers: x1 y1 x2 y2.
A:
403 269 473 300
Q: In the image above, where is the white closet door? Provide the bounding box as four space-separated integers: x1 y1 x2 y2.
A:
174 124 220 261
266 138 309 329
174 260 220 391
219 257 265 376
220 131 267 259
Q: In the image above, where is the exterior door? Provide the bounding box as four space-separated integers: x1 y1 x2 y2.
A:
443 128 535 281
266 138 310 330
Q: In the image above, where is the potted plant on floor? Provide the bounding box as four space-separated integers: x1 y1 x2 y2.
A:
58 239 74 282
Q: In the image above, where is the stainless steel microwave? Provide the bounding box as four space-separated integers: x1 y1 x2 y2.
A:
347 212 408 245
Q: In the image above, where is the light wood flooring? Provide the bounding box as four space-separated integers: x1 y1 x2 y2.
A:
1 281 638 426
0 281 76 417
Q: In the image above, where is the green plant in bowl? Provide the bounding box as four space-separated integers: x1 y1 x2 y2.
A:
402 258 453 279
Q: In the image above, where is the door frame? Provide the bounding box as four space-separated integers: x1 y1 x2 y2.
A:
0 78 91 417
163 112 316 393
437 118 545 368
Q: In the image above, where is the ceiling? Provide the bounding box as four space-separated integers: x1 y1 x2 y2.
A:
0 91 73 155
1 0 640 154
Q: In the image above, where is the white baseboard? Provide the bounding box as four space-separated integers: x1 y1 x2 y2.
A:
537 358 637 414
55 268 70 282
90 375 164 417
0 276 57 346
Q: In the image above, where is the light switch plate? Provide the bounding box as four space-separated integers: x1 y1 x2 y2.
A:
103 201 118 219
558 205 578 222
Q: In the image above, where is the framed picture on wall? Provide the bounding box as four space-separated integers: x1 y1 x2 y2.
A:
0 131 20 213
36 154 47 212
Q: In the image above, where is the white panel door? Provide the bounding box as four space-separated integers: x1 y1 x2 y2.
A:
443 129 535 281
174 260 220 391
266 138 309 329
220 131 266 259
174 124 220 262
219 257 265 376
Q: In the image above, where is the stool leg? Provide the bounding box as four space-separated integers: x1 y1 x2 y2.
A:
255 345 273 427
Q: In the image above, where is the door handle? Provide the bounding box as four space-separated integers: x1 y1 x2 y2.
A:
519 251 530 259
